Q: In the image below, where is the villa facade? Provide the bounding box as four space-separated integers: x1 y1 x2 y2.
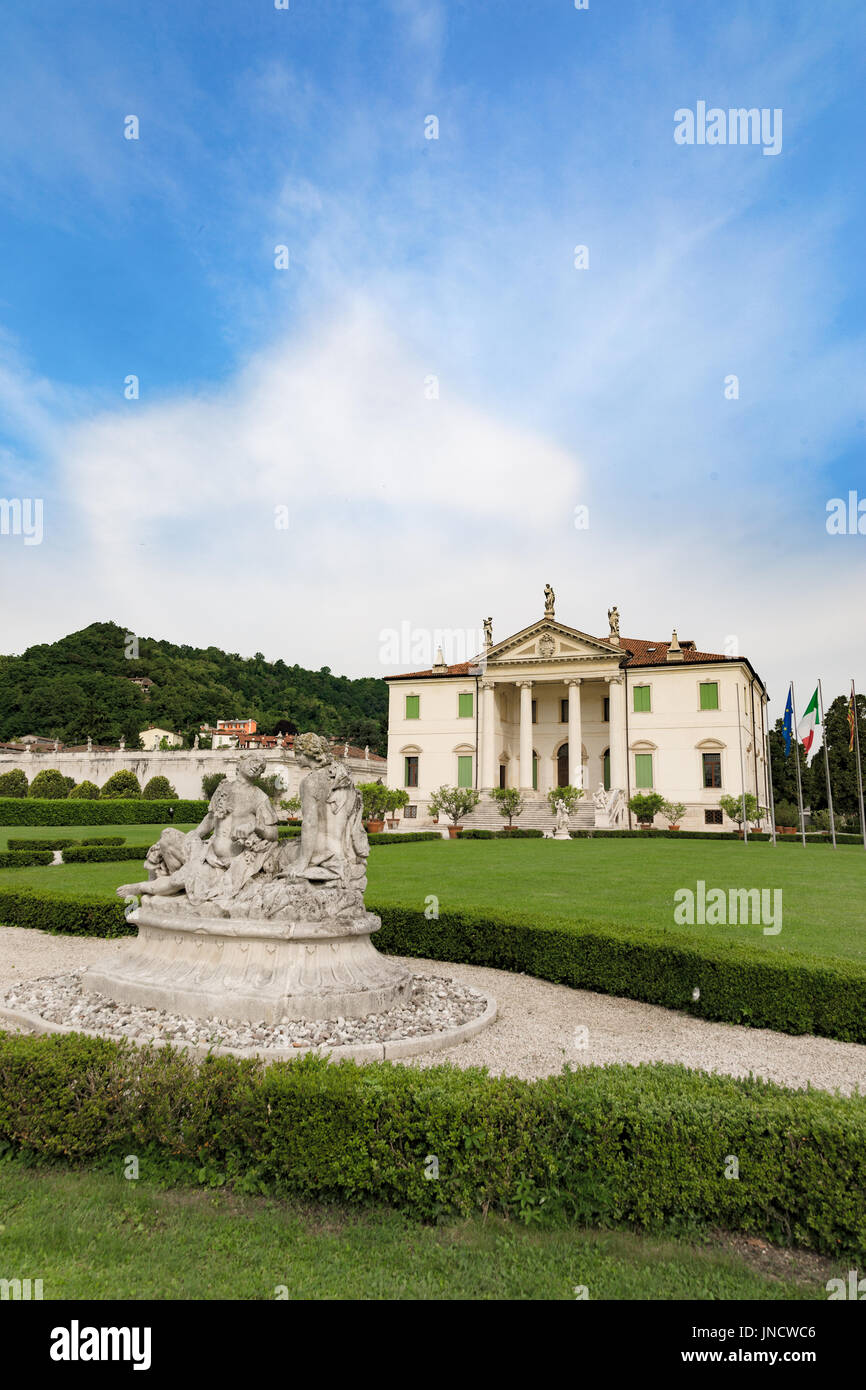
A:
385 592 770 832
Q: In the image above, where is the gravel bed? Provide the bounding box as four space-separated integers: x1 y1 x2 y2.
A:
0 970 487 1050
2 926 865 1092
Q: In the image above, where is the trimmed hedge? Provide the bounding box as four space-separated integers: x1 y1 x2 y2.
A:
0 849 54 868
6 836 126 852
459 828 545 839
576 828 864 843
0 799 207 825
368 831 443 845
7 838 79 852
373 905 866 1046
0 1033 863 1256
61 846 147 864
0 888 130 937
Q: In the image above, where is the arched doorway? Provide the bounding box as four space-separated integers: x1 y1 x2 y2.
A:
557 743 569 787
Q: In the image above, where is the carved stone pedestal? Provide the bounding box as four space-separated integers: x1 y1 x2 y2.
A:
83 905 413 1023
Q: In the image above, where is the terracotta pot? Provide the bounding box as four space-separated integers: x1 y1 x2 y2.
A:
668 825 680 832
778 826 796 835
447 825 462 838
430 816 439 824
385 819 398 829
367 820 385 833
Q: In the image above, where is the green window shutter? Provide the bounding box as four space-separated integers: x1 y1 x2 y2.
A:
700 682 719 710
633 685 651 713
603 750 611 791
532 753 538 791
457 755 473 789
634 753 653 788
405 695 420 719
458 692 473 718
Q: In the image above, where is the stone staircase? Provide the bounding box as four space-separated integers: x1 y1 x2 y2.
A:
461 792 596 834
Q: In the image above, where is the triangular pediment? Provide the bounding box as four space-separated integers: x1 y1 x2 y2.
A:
487 619 622 666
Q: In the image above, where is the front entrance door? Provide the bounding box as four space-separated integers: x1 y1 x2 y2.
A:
557 743 569 787
499 764 506 789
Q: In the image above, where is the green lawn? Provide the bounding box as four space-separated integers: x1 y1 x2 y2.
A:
1 822 195 849
1 836 865 965
0 1162 826 1300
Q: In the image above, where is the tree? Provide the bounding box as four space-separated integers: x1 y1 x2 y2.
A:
430 785 481 825
358 781 390 823
0 768 28 797
661 800 687 828
719 792 765 830
627 792 665 826
101 770 142 799
142 775 178 800
546 785 584 816
491 787 525 826
383 787 410 822
27 768 71 799
251 772 285 801
773 798 799 829
69 779 100 799
808 692 866 815
768 718 808 807
202 773 227 799
280 795 302 820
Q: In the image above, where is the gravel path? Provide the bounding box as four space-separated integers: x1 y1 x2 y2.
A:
1 926 865 1095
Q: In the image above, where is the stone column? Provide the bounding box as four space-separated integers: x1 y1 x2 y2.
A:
518 681 533 790
608 675 627 790
480 681 495 790
567 679 582 787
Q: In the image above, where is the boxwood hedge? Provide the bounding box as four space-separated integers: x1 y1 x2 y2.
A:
61 846 148 864
0 1032 863 1257
0 798 208 825
0 849 54 868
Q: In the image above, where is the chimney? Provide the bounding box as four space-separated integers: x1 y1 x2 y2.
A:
433 646 448 673
666 629 684 663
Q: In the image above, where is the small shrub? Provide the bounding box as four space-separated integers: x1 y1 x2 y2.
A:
0 770 28 798
201 773 227 800
142 776 178 801
69 780 100 800
100 770 142 800
27 769 70 799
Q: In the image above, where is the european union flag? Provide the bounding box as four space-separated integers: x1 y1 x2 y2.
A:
782 687 794 756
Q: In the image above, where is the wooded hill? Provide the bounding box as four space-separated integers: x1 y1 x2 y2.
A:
0 622 388 753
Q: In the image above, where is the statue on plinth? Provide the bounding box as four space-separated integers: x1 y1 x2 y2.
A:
552 798 571 839
544 583 555 618
608 605 620 639
98 733 411 1022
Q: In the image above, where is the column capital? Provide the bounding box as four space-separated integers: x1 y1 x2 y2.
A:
565 677 582 687
516 679 533 689
480 679 495 690
608 675 624 686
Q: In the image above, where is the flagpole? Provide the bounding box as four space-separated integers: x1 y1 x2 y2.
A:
817 679 836 848
765 727 777 845
736 685 749 844
853 680 866 851
790 680 806 847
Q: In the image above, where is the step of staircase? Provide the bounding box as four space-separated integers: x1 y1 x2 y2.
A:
461 794 595 832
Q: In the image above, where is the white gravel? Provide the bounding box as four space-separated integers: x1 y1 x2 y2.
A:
1 926 865 1094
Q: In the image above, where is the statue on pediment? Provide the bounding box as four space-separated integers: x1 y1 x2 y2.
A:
544 583 555 618
608 605 620 639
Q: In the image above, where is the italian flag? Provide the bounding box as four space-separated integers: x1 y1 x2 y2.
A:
798 687 820 755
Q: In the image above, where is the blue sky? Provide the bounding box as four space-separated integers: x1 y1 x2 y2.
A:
1 0 864 711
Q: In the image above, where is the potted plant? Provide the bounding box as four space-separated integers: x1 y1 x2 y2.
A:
359 781 390 833
491 786 525 831
433 785 481 838
773 799 799 835
280 794 302 824
719 793 765 837
661 800 687 832
384 787 410 829
427 789 442 825
627 792 665 829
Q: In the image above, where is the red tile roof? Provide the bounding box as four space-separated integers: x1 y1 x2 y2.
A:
386 640 736 678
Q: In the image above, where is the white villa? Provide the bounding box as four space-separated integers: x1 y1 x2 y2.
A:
385 589 770 832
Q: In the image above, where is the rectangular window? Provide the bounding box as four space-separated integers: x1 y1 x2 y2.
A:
531 699 537 724
603 697 610 722
457 755 473 788
699 682 719 711
634 753 654 789
405 694 420 719
404 755 418 788
403 804 417 818
633 685 651 713
458 692 473 718
705 809 723 825
702 752 722 789
560 698 568 724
